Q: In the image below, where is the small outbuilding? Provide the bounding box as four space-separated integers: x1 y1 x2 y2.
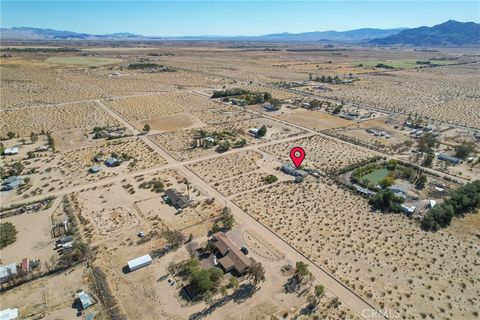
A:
127 254 152 272
89 166 101 174
3 147 18 155
0 308 19 320
437 153 460 165
77 291 92 310
0 263 18 283
1 176 24 191
104 157 121 167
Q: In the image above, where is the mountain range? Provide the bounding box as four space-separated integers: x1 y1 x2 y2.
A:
369 20 480 46
1 20 478 46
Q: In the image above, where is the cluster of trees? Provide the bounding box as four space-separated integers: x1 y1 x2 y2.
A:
421 180 480 231
211 88 250 98
186 259 224 296
310 75 342 84
369 189 404 213
0 222 17 249
416 60 431 65
127 63 175 71
417 133 438 167
455 142 476 159
375 63 394 69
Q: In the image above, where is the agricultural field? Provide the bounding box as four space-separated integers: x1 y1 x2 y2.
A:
262 135 376 173
235 178 480 320
347 58 459 69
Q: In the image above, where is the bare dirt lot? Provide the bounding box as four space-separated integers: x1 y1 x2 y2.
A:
262 135 376 173
0 102 120 137
275 108 353 130
235 178 480 320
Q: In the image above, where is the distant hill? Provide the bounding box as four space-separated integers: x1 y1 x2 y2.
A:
369 20 480 46
0 27 145 40
0 26 405 43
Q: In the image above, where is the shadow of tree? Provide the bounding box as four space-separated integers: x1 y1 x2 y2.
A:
188 283 259 320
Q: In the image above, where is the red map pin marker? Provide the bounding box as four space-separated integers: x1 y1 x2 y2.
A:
290 147 305 168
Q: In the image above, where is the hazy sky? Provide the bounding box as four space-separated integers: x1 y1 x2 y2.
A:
1 1 479 36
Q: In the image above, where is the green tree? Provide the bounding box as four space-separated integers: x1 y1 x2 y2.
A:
0 222 17 249
229 277 240 290
368 189 403 213
415 174 428 189
247 262 266 285
423 149 435 167
222 207 235 230
30 132 38 144
6 132 15 139
10 162 24 176
379 176 394 188
332 105 343 114
455 142 476 159
295 261 311 280
314 284 324 298
216 140 230 152
257 125 267 137
418 134 437 153
143 124 151 132
386 159 398 170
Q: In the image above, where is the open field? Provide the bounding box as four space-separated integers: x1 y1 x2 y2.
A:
58 137 167 186
150 116 305 161
275 108 353 130
0 265 105 319
235 178 480 319
347 58 459 69
45 56 123 66
189 150 263 182
105 91 255 125
310 63 480 129
262 135 376 173
0 102 120 137
1 43 479 320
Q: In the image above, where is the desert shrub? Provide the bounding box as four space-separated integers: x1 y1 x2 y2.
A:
263 175 278 184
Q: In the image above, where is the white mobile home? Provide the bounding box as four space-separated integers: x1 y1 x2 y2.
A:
127 254 152 272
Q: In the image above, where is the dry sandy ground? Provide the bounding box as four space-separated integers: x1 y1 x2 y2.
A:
58 137 167 186
262 135 376 173
0 58 221 108
0 102 120 137
0 265 104 319
188 150 263 183
234 178 480 320
332 118 411 154
104 91 254 125
310 64 480 129
151 116 305 161
0 199 60 266
275 108 353 130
